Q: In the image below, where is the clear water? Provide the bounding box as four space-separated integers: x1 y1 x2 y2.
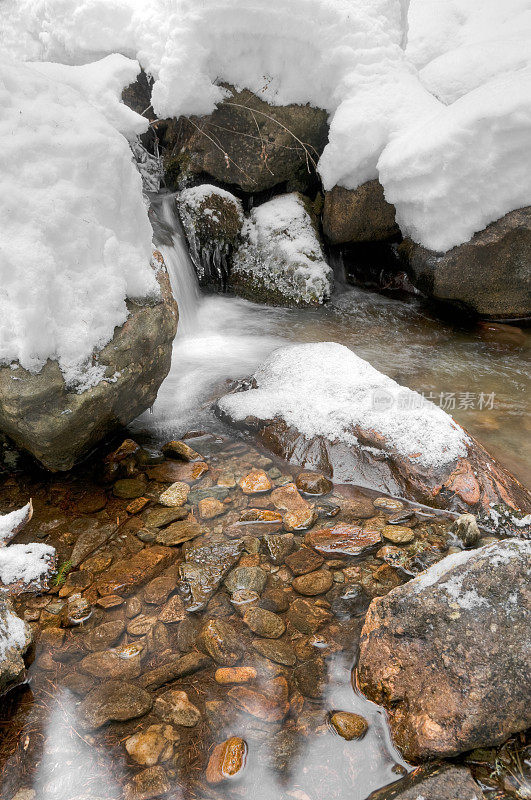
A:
134 193 530 488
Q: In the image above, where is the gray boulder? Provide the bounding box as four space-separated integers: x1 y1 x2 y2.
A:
163 86 329 194
358 540 531 761
400 207 531 319
0 599 33 695
323 181 399 244
0 256 177 470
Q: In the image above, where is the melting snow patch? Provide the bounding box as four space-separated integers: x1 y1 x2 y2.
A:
0 603 28 661
218 342 469 468
0 544 56 588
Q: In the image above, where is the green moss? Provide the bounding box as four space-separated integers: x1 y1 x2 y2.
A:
53 559 72 588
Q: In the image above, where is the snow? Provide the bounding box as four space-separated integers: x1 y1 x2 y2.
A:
0 543 56 588
232 194 333 305
0 55 158 385
0 601 29 662
217 342 469 468
1 1 530 253
0 502 33 545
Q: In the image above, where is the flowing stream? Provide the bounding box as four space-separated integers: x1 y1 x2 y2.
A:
135 193 530 489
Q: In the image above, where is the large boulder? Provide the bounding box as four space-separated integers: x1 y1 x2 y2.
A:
323 181 399 244
0 599 33 695
400 207 531 320
177 185 244 290
217 342 531 519
357 540 531 762
230 194 333 306
162 86 329 194
0 256 178 471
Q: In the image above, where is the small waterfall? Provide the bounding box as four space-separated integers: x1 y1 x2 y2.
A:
152 193 202 335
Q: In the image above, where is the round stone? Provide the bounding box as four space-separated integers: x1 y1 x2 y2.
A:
243 607 286 638
330 711 368 740
295 471 333 495
292 570 333 596
381 525 416 544
373 497 405 512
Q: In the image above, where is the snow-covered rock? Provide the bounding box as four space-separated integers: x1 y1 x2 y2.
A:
358 539 531 760
0 599 33 695
230 195 333 306
399 207 531 320
0 55 157 384
177 185 244 290
0 257 177 471
0 501 55 594
217 342 531 515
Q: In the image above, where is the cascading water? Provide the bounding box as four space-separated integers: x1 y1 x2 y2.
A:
134 194 285 434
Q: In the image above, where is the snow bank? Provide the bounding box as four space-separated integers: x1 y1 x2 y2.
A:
218 342 469 468
0 56 157 384
1 0 531 252
232 194 333 305
0 502 33 545
379 68 531 251
0 544 56 588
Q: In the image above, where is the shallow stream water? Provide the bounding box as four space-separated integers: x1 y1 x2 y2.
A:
134 194 530 489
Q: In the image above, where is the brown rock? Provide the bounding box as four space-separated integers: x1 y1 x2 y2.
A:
162 440 202 461
373 497 405 511
198 498 226 519
271 482 309 512
293 657 326 697
85 620 125 651
260 588 290 613
79 649 142 679
155 519 201 546
159 594 186 623
96 594 124 609
96 546 174 596
198 619 244 665
381 525 415 544
400 207 531 319
143 506 188 527
124 766 170 800
283 507 318 532
148 461 208 483
287 598 332 634
157 481 190 507
113 478 147 499
295 471 333 495
127 614 158 636
292 570 333 596
384 766 485 800
78 680 152 729
70 522 116 567
262 533 295 565
228 678 289 722
305 525 381 556
323 181 398 244
330 711 368 740
163 85 328 195
215 667 257 684
125 724 176 766
240 509 283 524
206 736 248 784
239 469 273 494
252 638 296 667
143 575 175 605
358 540 531 760
154 689 201 727
243 607 286 638
285 547 324 575
140 651 211 690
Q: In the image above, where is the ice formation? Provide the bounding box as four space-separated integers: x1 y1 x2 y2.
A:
232 194 333 305
1 0 529 252
218 342 470 468
0 55 157 383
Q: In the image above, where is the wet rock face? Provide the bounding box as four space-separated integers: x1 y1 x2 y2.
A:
163 86 329 194
400 206 531 320
323 181 399 245
0 261 178 471
357 540 531 761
